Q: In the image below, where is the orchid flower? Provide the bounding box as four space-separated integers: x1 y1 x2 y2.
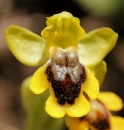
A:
5 11 118 118
66 92 124 130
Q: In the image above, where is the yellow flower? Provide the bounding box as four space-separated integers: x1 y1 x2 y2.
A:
5 11 118 118
66 92 124 130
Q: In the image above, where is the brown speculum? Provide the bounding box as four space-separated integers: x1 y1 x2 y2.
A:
46 47 86 105
80 100 111 130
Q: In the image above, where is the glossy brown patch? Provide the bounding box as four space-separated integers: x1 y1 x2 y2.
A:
46 47 86 105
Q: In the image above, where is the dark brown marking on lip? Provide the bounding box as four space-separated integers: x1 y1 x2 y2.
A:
46 62 86 105
80 100 110 130
89 113 110 130
46 47 86 105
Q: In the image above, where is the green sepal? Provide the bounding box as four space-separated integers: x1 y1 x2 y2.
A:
78 27 118 67
5 25 48 66
89 61 107 87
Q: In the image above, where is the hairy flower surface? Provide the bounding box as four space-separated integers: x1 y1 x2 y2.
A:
66 92 124 130
5 11 118 118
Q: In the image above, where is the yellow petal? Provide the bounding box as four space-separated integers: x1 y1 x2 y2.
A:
97 92 123 111
65 116 89 130
65 116 80 130
110 116 124 130
29 63 50 94
45 87 90 118
83 67 99 99
79 121 90 130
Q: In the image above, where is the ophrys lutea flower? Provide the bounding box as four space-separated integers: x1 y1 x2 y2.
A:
5 11 118 118
66 92 124 130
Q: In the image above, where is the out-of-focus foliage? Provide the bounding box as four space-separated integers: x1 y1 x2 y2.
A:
73 0 122 18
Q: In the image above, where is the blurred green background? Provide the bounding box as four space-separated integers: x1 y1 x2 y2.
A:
0 0 124 129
